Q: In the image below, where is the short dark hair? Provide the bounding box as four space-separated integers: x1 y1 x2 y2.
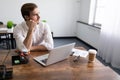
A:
21 3 38 20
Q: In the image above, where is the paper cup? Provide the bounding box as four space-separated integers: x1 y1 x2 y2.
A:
88 49 97 62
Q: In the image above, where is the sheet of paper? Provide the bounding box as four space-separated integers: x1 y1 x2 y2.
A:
72 48 88 58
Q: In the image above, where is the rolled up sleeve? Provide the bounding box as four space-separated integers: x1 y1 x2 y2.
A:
40 23 54 50
13 26 28 52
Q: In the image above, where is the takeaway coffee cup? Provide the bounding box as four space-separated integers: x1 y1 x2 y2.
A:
88 49 97 62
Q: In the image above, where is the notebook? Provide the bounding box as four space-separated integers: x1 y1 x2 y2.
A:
33 43 75 66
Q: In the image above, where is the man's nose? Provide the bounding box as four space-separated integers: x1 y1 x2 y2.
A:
37 14 40 18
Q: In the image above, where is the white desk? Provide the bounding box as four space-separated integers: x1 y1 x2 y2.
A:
0 25 13 33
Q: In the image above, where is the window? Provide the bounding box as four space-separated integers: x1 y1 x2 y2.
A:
94 0 106 27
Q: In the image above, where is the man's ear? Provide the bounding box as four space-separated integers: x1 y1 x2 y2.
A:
24 16 30 21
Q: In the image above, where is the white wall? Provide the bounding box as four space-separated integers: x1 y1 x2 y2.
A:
0 0 79 37
78 0 90 23
78 0 96 24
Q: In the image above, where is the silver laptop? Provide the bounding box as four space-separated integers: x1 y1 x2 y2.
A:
33 43 75 66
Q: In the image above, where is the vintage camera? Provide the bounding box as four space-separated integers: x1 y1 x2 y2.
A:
12 52 29 65
0 65 13 80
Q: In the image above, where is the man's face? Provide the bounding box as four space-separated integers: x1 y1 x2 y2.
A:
29 8 40 24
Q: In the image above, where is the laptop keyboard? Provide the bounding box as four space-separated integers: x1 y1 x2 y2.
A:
41 58 47 63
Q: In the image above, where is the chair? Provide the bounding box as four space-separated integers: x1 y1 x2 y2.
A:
0 22 3 25
51 32 53 38
0 22 10 49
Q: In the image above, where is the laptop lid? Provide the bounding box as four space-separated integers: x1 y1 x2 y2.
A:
33 43 75 66
46 43 75 66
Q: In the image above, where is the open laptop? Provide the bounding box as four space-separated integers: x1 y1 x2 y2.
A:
33 43 75 66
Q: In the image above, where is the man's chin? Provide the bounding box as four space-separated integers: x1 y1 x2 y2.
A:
37 22 39 24
37 21 39 24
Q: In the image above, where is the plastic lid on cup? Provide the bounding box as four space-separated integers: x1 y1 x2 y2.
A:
88 49 97 54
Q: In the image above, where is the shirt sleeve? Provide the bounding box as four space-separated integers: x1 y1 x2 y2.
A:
13 25 28 52
40 23 54 50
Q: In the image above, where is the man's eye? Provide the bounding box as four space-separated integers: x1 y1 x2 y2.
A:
33 14 39 16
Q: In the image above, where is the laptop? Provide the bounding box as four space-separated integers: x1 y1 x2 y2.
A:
33 43 75 66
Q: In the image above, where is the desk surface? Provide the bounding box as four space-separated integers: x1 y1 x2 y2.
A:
0 25 13 33
0 50 120 80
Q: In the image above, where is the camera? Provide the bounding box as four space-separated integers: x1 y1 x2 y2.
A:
0 65 13 80
12 52 29 65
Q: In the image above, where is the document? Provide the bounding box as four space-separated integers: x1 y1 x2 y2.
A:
72 48 88 58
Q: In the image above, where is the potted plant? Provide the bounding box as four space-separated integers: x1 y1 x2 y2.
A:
7 21 14 29
42 20 47 23
7 21 14 32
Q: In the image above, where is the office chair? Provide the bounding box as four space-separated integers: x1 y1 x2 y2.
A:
0 22 3 25
51 32 53 38
0 22 10 49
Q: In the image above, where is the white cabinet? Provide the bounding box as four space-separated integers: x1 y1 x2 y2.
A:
76 23 100 49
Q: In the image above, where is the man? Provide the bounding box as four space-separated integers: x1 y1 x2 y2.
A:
13 3 54 52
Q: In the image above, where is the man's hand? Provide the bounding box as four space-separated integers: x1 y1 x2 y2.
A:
26 20 37 31
24 20 37 51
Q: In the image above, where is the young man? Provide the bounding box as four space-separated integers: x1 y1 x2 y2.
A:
13 3 54 52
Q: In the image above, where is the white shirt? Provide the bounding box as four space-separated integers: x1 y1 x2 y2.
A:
13 21 54 52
